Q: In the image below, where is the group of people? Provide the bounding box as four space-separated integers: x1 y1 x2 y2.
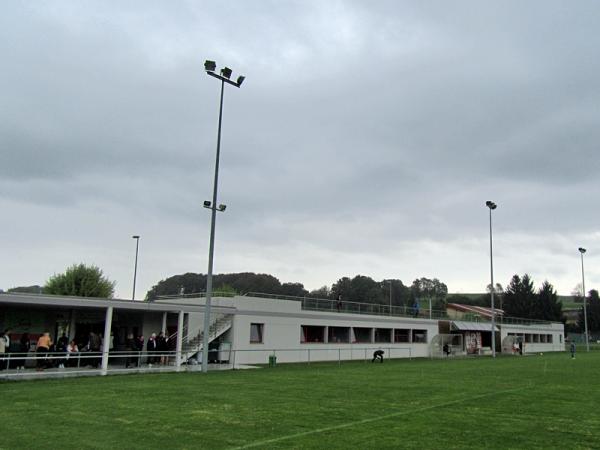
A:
0 329 174 371
138 332 170 367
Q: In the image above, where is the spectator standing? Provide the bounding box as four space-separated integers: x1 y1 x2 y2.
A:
156 331 168 365
125 333 136 368
56 333 69 369
570 342 576 359
147 333 158 366
0 331 6 371
17 333 30 370
66 340 79 367
136 334 145 367
413 300 420 318
2 330 11 369
36 332 52 371
87 332 101 368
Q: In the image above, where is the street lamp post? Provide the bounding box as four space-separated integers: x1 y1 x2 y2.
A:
201 60 244 373
383 280 393 315
578 247 590 352
485 201 497 358
132 235 140 300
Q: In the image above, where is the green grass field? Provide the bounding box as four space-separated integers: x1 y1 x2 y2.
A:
2 352 600 449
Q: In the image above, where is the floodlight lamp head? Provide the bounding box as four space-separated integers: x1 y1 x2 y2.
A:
579 247 587 254
132 235 140 239
236 75 245 87
486 200 497 210
221 67 232 79
204 60 216 72
218 204 227 212
203 200 212 208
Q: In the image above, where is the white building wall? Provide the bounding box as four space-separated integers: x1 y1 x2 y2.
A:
500 322 565 353
229 299 438 365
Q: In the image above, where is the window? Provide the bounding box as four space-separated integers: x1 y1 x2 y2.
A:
533 334 540 343
547 334 553 344
374 328 392 343
412 329 428 343
525 334 531 343
301 325 326 343
328 327 350 343
250 323 264 344
560 335 563 343
394 329 410 343
352 327 372 343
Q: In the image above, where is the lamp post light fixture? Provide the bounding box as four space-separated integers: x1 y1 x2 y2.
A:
132 235 140 301
485 201 497 358
578 247 590 352
201 60 244 373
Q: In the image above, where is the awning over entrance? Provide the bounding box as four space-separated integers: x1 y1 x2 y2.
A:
452 321 499 332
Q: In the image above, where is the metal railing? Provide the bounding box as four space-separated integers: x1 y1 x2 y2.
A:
0 346 414 379
153 291 236 301
154 290 558 326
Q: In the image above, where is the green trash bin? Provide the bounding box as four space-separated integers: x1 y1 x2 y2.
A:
268 354 277 367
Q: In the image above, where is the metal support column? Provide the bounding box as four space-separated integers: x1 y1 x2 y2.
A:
101 306 113 376
175 310 184 371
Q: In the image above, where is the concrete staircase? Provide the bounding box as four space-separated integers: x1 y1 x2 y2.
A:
182 314 233 363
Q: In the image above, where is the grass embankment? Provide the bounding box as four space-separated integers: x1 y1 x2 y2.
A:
2 352 599 449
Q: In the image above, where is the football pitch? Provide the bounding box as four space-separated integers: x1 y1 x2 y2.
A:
2 351 599 449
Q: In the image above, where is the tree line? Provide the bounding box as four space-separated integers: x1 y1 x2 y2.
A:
144 271 448 309
5 264 600 332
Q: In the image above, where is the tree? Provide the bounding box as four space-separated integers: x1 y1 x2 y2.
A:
410 277 448 310
145 272 285 300
330 277 353 301
279 282 309 297
308 286 331 299
382 279 411 307
579 289 600 333
44 264 115 298
535 281 563 322
503 274 536 318
571 283 584 303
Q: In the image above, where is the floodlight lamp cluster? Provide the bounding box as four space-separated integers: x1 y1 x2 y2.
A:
204 60 245 87
485 200 497 210
203 200 226 212
579 247 586 254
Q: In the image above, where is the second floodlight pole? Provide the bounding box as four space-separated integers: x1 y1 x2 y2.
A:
486 201 497 358
202 77 225 374
202 62 244 373
579 248 590 352
132 235 140 300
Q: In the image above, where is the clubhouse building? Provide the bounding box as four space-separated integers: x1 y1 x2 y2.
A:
0 291 565 376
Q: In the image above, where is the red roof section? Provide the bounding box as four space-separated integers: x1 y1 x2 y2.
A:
447 303 504 319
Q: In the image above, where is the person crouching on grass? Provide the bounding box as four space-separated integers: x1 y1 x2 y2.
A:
372 349 384 363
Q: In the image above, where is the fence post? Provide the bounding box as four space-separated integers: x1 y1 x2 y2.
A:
338 348 341 365
364 348 367 362
232 349 236 370
308 348 310 365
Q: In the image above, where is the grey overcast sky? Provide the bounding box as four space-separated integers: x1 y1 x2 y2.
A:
2 1 600 298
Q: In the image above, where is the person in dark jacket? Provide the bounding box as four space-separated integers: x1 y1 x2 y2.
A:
372 349 384 363
156 331 168 365
125 333 137 368
147 333 158 365
17 333 30 370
